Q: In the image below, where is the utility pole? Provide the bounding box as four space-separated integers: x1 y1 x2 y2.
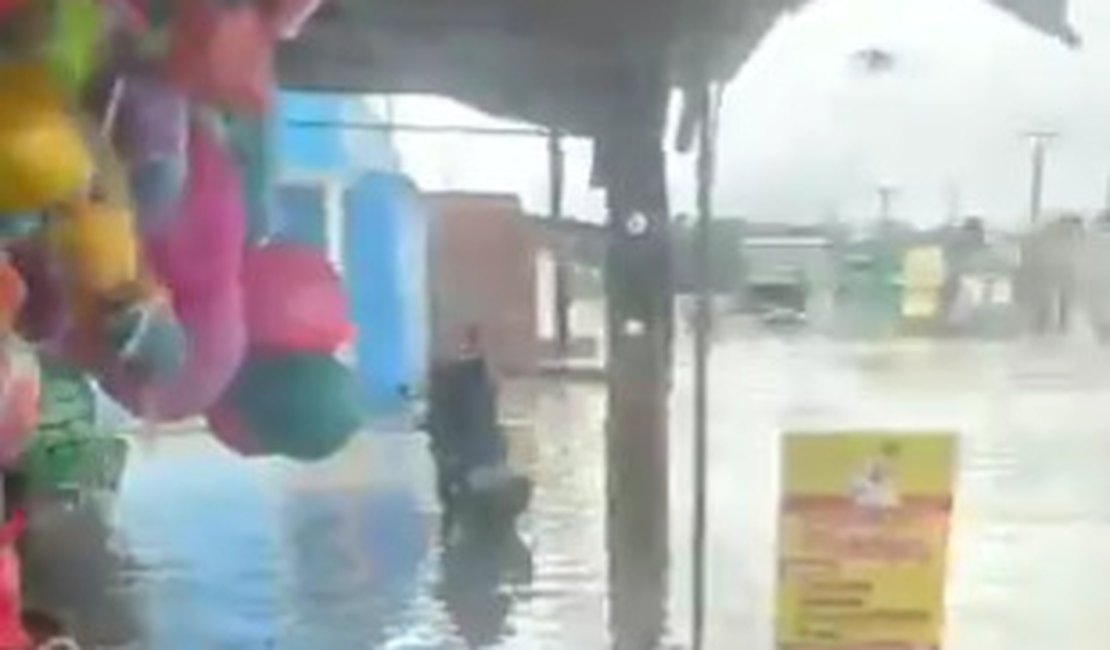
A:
946 181 962 226
1103 170 1110 216
1025 131 1057 225
547 128 570 356
876 185 897 223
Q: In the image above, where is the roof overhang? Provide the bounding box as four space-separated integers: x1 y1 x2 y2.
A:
277 0 1077 193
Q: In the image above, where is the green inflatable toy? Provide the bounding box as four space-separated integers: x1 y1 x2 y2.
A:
211 353 362 461
47 0 103 94
19 357 127 495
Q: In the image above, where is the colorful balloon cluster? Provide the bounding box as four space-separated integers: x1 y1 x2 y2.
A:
0 0 361 463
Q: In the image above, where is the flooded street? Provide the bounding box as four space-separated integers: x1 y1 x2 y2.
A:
31 335 1110 649
672 336 1110 650
0 0 1098 648
110 386 611 650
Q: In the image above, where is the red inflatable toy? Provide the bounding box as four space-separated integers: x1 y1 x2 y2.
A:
0 0 28 25
166 0 274 113
0 508 28 650
242 244 352 353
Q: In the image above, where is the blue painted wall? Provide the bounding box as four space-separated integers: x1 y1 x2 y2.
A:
278 92 398 179
277 92 427 413
274 184 327 251
344 173 428 409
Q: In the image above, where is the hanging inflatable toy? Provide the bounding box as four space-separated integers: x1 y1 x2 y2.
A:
225 111 277 245
0 501 29 650
116 74 189 233
43 197 184 381
0 225 47 474
144 118 246 299
0 1 48 59
207 352 362 461
166 0 275 113
46 0 104 94
46 199 139 302
108 282 243 421
45 197 140 356
0 0 30 24
101 0 149 32
0 257 34 465
117 0 172 29
0 258 26 337
242 243 353 353
19 355 130 498
0 215 43 244
99 121 247 421
9 242 65 346
0 64 93 214
0 341 40 467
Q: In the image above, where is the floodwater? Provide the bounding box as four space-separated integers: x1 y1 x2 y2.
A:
671 335 1110 650
19 333 1110 649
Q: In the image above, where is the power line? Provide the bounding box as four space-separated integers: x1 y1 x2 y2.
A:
283 118 548 138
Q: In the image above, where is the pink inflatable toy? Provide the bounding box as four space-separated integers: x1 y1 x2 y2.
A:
100 122 248 421
145 121 245 300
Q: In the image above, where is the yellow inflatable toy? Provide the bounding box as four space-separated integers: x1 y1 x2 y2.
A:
44 196 152 368
0 63 92 213
46 198 139 296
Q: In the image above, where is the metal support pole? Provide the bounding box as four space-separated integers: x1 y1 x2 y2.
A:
691 83 716 650
548 129 572 356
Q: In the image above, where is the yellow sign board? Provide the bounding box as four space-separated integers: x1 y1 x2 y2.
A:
902 246 947 290
776 433 957 650
901 288 942 320
901 246 947 319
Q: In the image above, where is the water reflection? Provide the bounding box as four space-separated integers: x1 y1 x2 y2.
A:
438 524 533 647
282 487 429 649
78 387 611 650
19 336 1110 649
20 494 139 647
119 444 286 649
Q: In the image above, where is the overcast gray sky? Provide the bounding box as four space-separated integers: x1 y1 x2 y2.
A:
389 0 1110 228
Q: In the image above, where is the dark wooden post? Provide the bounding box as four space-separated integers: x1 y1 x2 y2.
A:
598 71 672 650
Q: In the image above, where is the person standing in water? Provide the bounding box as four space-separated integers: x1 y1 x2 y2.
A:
426 326 509 526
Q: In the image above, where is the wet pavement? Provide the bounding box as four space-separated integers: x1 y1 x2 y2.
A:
671 336 1110 650
21 336 1110 649
71 384 611 650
